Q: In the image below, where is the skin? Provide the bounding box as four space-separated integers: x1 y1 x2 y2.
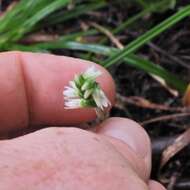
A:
0 51 166 190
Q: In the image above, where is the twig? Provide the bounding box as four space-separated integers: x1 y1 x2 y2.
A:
170 30 190 43
179 55 190 60
116 93 187 112
22 33 59 44
0 1 17 17
89 22 124 49
148 42 190 69
161 128 190 168
167 172 181 190
141 112 190 125
174 179 190 190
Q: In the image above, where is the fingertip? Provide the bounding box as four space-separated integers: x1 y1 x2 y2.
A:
97 117 151 159
20 52 115 125
96 117 152 180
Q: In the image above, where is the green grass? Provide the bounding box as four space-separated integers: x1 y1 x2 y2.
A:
0 0 70 47
41 1 106 28
0 0 189 94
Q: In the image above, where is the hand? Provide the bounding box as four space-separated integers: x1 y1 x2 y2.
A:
0 51 165 190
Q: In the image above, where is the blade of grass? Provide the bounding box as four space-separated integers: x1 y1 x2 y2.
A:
113 0 176 35
8 41 187 93
56 29 98 41
0 1 54 32
85 0 177 59
0 0 70 47
99 8 148 45
113 9 147 35
135 0 176 12
97 0 178 45
85 7 150 59
0 0 29 30
124 54 187 93
103 5 190 68
135 0 148 8
8 41 115 55
18 0 70 33
43 1 106 27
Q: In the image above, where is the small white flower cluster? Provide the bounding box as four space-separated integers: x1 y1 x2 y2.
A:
63 66 111 111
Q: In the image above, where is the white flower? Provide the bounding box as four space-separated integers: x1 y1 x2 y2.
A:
63 66 111 111
83 66 102 80
64 99 82 109
93 88 111 110
63 87 77 99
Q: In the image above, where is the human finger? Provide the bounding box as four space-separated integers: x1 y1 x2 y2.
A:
96 117 152 181
0 51 115 133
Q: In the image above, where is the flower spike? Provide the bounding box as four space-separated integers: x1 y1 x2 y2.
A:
63 66 111 116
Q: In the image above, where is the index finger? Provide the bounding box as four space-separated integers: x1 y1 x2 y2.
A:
0 51 115 133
